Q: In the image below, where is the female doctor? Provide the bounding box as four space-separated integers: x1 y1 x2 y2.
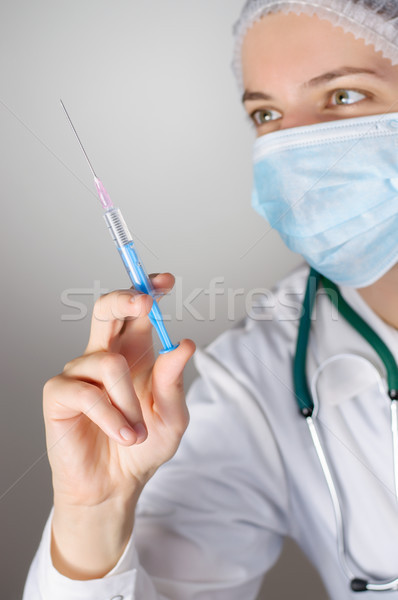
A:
23 1 398 598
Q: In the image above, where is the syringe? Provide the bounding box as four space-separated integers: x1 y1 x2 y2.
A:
60 100 179 354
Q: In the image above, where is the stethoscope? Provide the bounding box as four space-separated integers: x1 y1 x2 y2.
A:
294 268 398 593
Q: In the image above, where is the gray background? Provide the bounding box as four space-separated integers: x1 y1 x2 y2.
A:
0 1 328 597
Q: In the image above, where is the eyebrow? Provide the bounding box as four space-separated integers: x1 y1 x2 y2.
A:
242 67 380 103
305 66 379 87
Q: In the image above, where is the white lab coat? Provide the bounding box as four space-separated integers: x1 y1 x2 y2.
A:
23 264 398 599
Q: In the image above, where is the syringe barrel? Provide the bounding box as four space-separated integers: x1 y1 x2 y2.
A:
104 208 133 247
103 208 178 353
104 208 152 293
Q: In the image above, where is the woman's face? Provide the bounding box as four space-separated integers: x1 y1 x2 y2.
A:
241 12 398 136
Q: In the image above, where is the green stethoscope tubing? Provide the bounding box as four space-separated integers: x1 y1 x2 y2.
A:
294 268 398 416
294 267 398 592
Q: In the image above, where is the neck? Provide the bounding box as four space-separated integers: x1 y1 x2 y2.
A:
357 265 398 330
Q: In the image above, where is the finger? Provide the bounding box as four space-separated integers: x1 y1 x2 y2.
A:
44 375 144 446
118 272 177 367
85 290 153 354
151 338 196 430
149 273 176 301
63 352 147 442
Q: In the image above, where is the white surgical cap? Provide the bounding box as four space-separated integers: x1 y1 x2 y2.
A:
232 0 398 90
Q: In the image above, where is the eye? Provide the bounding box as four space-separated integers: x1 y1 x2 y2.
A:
330 89 367 106
251 108 282 125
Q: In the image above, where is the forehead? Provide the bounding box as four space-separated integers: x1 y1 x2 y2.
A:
241 12 389 88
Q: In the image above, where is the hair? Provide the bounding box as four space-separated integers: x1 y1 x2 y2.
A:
354 0 398 18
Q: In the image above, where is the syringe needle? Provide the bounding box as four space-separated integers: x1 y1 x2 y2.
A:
60 99 97 180
60 100 114 210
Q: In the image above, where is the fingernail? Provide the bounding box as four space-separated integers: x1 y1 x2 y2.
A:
120 427 136 442
134 422 148 444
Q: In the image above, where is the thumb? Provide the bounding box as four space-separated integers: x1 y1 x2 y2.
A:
151 339 196 427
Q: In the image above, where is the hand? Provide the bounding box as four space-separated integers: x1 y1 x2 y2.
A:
43 273 195 578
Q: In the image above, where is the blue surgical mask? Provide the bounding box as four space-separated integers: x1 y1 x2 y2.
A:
252 113 398 288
